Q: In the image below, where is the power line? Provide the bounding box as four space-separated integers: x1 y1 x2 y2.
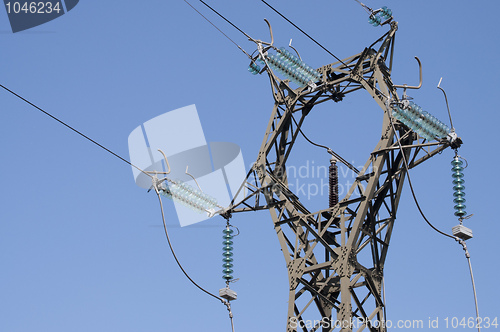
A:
198 0 252 41
183 0 252 59
291 115 360 174
0 83 150 178
153 185 225 303
260 0 346 66
153 184 237 331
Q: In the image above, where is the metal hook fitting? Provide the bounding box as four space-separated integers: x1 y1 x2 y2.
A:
263 18 274 46
394 56 422 90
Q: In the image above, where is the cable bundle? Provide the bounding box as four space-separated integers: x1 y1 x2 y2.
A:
392 101 451 141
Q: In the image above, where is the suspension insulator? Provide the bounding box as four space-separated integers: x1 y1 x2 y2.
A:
329 159 339 208
368 14 381 26
368 6 392 26
248 62 261 75
265 48 321 87
278 47 322 82
222 227 234 281
451 156 467 218
391 101 451 141
380 6 392 19
160 179 218 214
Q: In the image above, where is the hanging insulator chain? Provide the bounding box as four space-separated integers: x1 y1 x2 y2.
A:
329 158 339 208
451 155 467 220
222 225 234 284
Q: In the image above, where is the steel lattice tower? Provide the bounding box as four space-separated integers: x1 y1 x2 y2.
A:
225 21 460 332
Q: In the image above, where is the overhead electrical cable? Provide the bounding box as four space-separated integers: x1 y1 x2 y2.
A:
183 0 252 59
290 115 360 175
153 183 237 332
353 0 372 14
0 83 150 179
153 185 225 303
260 0 346 66
0 79 239 327
198 0 253 41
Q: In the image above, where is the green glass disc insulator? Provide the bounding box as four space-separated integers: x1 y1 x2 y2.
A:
223 257 233 263
223 228 234 235
451 165 464 173
223 268 233 275
453 183 465 191
454 202 466 210
223 245 233 252
222 251 233 257
453 190 466 198
451 159 463 167
223 233 233 240
453 178 465 185
453 197 466 204
454 209 467 217
223 274 233 280
223 262 233 269
223 240 233 246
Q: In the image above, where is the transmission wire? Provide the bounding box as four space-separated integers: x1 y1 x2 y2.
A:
183 0 252 59
153 185 225 303
153 185 237 331
463 244 481 332
1 79 237 328
353 0 372 14
260 0 346 66
0 83 151 179
290 115 360 174
198 0 253 41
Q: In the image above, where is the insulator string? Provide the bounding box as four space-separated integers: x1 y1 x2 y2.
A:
391 101 451 141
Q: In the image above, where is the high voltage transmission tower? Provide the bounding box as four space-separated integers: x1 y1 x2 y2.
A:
0 1 480 331
218 8 464 332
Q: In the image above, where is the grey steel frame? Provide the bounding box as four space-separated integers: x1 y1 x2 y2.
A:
225 22 457 332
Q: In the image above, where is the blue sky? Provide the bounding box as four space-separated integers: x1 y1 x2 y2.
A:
1 1 499 331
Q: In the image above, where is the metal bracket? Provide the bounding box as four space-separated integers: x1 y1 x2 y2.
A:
288 38 301 60
394 56 422 93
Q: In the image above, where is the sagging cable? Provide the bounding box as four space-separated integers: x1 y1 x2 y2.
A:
152 179 237 332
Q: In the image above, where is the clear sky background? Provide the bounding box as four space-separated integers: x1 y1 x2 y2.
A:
1 1 499 331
